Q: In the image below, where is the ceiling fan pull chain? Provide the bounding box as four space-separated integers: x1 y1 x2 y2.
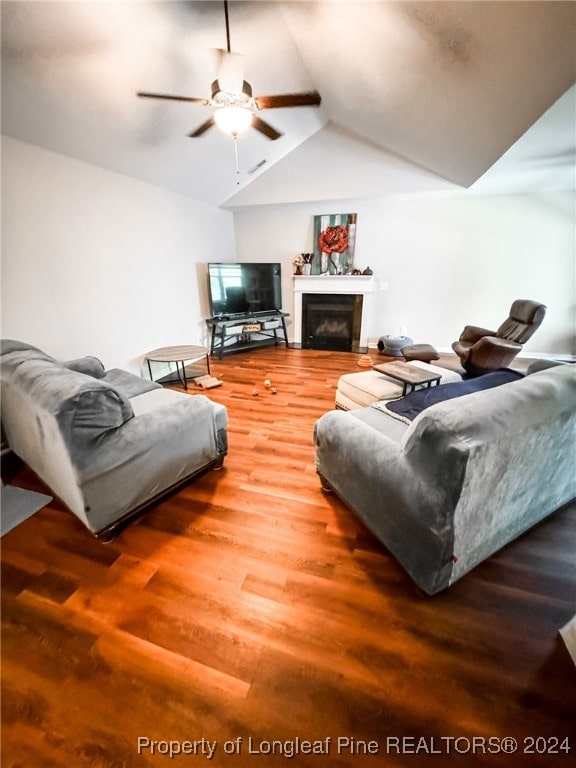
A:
234 135 240 185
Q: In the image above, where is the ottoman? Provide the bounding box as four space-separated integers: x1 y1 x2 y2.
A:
336 370 403 410
335 361 461 410
402 343 440 363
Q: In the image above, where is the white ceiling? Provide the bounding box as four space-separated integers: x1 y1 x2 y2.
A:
2 1 575 208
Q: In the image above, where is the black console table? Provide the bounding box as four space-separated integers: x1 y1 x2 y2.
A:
206 311 289 358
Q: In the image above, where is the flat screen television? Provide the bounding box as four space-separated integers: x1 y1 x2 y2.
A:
207 262 282 318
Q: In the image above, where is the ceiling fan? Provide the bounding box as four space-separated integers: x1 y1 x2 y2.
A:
137 0 321 141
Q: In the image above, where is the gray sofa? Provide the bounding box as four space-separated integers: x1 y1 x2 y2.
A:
1 340 228 538
314 362 576 594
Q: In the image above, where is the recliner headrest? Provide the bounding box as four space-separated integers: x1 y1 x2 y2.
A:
509 300 547 324
497 300 546 344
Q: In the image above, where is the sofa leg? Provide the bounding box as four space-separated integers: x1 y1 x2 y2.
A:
212 456 225 471
95 524 121 542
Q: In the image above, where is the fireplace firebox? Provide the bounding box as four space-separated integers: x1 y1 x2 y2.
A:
302 293 363 352
293 275 377 352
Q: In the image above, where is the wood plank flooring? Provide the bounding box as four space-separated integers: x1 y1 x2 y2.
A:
2 348 575 768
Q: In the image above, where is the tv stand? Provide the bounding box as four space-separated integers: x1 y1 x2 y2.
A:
206 311 289 359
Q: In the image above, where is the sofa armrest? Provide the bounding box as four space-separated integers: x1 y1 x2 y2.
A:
459 325 497 343
62 356 106 379
314 411 454 522
314 410 407 494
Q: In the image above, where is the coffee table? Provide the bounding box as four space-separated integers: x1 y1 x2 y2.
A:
145 345 210 390
373 361 442 396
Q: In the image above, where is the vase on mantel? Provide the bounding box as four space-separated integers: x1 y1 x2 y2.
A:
302 264 312 275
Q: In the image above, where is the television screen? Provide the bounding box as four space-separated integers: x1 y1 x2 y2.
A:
208 263 282 317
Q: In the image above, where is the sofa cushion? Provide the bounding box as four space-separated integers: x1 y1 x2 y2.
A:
62 356 106 379
130 387 189 416
350 405 410 442
103 368 162 399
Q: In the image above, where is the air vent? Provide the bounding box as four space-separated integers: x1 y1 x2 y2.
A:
247 159 267 175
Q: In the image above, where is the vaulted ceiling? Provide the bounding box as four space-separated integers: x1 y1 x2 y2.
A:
2 1 575 208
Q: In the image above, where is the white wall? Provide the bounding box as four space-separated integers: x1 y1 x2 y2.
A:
3 137 573 366
1 137 235 372
233 192 575 357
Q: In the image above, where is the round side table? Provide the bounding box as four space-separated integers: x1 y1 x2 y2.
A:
145 345 210 390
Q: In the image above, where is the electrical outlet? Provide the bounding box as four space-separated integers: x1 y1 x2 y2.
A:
379 281 388 291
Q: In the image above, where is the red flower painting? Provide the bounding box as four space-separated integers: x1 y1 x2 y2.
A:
318 224 349 254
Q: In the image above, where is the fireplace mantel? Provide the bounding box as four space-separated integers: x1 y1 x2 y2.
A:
292 275 377 350
293 275 377 294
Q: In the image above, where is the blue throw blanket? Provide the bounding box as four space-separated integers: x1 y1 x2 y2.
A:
381 368 524 422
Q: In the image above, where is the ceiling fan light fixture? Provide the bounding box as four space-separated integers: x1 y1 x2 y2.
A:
214 105 253 136
136 0 321 147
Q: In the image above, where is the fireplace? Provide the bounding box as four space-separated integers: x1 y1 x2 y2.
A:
302 293 363 351
292 275 377 353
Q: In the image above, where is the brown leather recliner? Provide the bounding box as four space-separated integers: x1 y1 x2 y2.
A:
452 299 547 377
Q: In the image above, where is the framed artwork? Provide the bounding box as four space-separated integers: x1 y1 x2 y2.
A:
312 213 357 275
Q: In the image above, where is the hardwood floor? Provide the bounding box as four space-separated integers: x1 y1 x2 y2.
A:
2 348 575 768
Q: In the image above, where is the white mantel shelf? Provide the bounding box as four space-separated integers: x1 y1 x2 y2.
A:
292 275 377 350
293 275 377 294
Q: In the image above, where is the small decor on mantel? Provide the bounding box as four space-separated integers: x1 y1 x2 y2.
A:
293 253 313 275
313 213 357 275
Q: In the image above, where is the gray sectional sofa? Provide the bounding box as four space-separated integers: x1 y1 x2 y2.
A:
1 340 228 538
314 362 576 594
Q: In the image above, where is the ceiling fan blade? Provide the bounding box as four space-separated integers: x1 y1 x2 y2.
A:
252 115 282 141
188 117 215 138
254 91 321 110
137 91 209 105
